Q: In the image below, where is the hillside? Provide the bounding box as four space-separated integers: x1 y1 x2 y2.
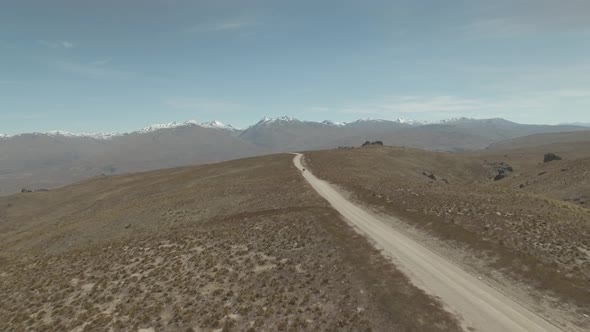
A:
305 142 590 324
0 126 267 195
486 130 590 154
478 130 590 208
0 154 459 331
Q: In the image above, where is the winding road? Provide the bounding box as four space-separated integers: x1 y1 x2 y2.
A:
293 153 565 332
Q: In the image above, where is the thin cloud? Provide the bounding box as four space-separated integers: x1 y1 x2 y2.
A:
90 58 112 66
166 97 243 112
550 89 590 98
333 96 492 115
374 96 490 113
187 18 258 33
54 60 131 80
315 90 590 118
459 18 535 38
39 40 75 49
458 0 590 39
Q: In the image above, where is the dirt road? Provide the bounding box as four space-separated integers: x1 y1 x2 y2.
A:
293 153 565 332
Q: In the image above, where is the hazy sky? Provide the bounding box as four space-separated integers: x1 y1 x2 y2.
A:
1 0 590 134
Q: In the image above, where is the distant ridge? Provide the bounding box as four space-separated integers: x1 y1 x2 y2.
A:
0 116 528 139
1 116 587 195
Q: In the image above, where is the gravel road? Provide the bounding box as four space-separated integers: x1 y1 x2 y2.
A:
293 153 565 332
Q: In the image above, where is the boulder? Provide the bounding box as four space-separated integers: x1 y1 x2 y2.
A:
485 161 514 181
493 173 506 181
543 153 561 163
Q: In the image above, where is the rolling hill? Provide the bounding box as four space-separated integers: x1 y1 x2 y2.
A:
0 153 459 331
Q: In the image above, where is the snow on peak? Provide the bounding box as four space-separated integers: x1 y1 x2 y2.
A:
258 116 299 125
394 118 429 125
200 120 234 130
138 119 237 133
349 118 388 124
81 132 119 140
44 130 119 140
47 130 74 137
138 120 200 133
321 120 346 126
0 134 9 139
435 117 475 124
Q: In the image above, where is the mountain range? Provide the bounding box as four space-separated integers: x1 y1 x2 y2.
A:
1 116 587 195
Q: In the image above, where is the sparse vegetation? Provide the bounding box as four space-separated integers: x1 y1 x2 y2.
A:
0 154 460 331
306 145 590 324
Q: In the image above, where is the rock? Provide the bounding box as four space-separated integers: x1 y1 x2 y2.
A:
21 188 32 193
124 224 131 229
497 162 513 172
486 161 514 180
493 173 506 181
361 141 371 147
543 153 561 163
519 184 525 188
422 172 437 180
566 195 587 204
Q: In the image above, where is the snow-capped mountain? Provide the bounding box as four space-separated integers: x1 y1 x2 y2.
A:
138 119 237 134
256 116 300 126
1 120 238 140
395 118 428 125
137 120 200 134
200 120 235 130
45 131 120 140
0 131 120 140
3 116 587 141
348 118 388 124
321 120 347 126
1 115 587 195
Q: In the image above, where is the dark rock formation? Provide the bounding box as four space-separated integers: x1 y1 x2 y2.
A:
361 141 384 147
543 153 562 163
422 172 437 180
493 173 506 181
486 161 514 181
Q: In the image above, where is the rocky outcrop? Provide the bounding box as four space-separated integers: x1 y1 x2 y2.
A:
485 162 514 181
361 141 384 147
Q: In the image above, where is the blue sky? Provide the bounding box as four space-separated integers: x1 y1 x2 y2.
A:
1 0 590 134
